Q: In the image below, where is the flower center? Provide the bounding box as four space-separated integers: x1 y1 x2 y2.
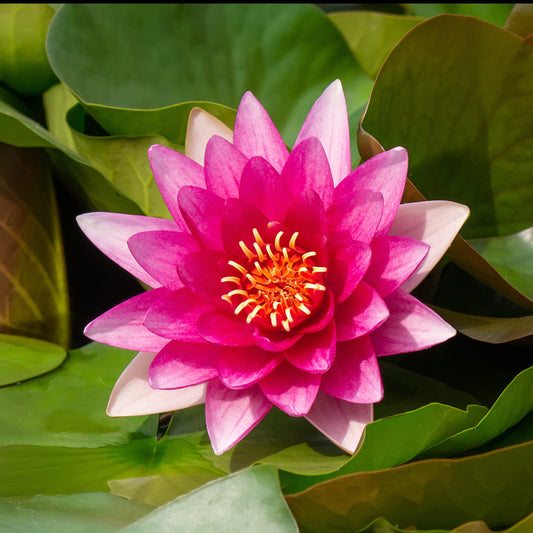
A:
221 228 327 332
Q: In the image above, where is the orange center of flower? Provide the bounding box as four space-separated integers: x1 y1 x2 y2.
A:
221 228 327 332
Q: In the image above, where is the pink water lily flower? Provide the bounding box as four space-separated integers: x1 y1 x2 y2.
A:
78 80 469 455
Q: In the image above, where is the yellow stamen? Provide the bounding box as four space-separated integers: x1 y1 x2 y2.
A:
221 276 241 285
228 260 247 275
274 231 284 251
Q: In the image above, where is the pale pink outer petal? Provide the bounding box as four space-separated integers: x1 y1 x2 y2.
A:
295 79 351 186
335 147 408 237
107 351 206 417
305 392 373 454
84 287 171 351
148 144 205 223
370 289 456 356
206 380 272 455
148 341 220 389
389 201 470 293
77 212 178 287
233 91 289 173
185 108 233 166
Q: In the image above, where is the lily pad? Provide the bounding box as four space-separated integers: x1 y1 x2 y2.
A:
361 14 533 238
0 334 66 386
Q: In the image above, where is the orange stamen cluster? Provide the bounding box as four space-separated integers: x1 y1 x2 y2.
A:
221 228 327 332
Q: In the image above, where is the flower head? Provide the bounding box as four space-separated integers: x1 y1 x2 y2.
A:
78 81 469 455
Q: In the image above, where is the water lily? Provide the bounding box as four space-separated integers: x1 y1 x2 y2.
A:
77 80 469 455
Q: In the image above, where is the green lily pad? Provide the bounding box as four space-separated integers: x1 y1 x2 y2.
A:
469 228 533 301
122 466 298 533
0 144 69 346
0 4 57 95
328 11 424 79
286 441 533 532
361 14 533 239
46 4 371 145
0 334 66 386
0 492 153 533
406 4 513 27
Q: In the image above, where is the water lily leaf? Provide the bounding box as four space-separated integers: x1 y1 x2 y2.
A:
0 4 57 95
46 4 371 145
406 4 513 27
361 14 533 239
0 342 150 448
505 4 533 38
0 492 152 533
469 228 533 301
286 441 533 532
420 365 533 458
0 333 66 386
122 466 298 533
328 11 424 79
0 143 69 346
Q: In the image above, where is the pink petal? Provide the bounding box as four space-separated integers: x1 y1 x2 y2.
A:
148 144 205 223
335 281 390 342
389 201 470 293
328 189 384 246
328 241 372 304
148 341 220 389
305 391 373 453
321 336 383 403
76 212 178 287
177 250 227 309
185 108 233 165
335 147 407 237
178 186 225 250
252 328 304 353
259 360 321 416
298 289 336 335
204 135 248 199
143 288 211 343
281 137 334 211
107 351 206 417
239 156 291 222
127 230 200 290
284 320 336 374
363 236 429 298
371 289 456 356
233 91 289 173
206 381 272 455
218 345 283 389
198 310 255 346
84 287 171 351
295 80 351 186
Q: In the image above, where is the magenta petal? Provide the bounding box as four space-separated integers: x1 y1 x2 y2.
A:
335 281 390 342
178 186 225 250
77 212 178 287
239 156 292 222
233 91 289 173
107 352 206 417
206 380 272 455
370 289 456 356
84 288 171 351
335 147 407 236
204 135 248 199
364 236 429 298
298 289 336 335
128 230 200 290
177 250 227 309
218 345 283 389
284 320 336 374
148 144 205 223
281 137 334 211
295 80 351 186
305 391 373 453
328 189 384 246
252 328 304 353
198 310 255 346
143 288 211 343
328 241 371 304
148 341 219 389
259 360 321 416
321 336 383 403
